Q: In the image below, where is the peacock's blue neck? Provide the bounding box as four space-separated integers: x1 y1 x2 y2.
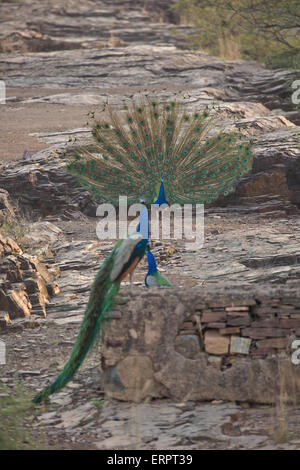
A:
154 177 169 206
146 247 157 275
136 202 149 240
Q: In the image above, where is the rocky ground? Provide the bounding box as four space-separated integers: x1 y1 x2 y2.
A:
1 0 299 162
2 213 300 449
0 0 300 451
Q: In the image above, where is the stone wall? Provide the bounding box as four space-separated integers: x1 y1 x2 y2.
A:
102 288 300 404
0 234 59 329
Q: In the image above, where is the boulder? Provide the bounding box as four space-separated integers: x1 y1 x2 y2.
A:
0 236 59 326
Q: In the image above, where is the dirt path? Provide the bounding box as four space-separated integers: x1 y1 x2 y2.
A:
0 84 200 160
1 87 96 160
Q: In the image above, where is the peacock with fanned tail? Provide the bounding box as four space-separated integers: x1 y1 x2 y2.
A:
67 100 253 206
32 100 253 403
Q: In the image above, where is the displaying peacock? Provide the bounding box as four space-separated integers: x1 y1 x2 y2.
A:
33 99 253 403
67 99 253 206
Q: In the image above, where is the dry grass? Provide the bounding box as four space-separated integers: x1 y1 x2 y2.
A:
0 208 31 247
0 379 46 450
218 35 241 61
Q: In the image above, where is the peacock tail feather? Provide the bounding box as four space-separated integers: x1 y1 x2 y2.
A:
145 247 172 287
32 241 122 403
67 100 253 205
146 271 172 287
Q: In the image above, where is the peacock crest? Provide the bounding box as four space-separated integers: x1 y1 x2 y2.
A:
67 100 253 205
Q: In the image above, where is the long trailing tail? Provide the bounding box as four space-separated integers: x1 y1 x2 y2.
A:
32 252 120 403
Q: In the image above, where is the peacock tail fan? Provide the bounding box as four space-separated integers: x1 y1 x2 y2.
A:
67 100 253 205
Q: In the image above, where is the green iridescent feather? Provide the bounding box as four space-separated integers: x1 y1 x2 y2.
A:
32 243 121 403
32 234 147 403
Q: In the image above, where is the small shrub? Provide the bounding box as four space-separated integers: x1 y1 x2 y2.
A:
0 380 45 450
0 212 30 248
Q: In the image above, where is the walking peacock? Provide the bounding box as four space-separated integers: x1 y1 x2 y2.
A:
32 99 253 403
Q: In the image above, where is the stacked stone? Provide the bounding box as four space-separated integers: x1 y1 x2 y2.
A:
101 289 300 402
178 297 300 361
0 234 59 330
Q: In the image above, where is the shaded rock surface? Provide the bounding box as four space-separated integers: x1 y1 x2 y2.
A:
0 188 15 221
0 0 191 52
0 233 59 324
0 150 98 219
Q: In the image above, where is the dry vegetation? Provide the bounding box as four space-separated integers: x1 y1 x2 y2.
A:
172 0 300 68
0 380 46 450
